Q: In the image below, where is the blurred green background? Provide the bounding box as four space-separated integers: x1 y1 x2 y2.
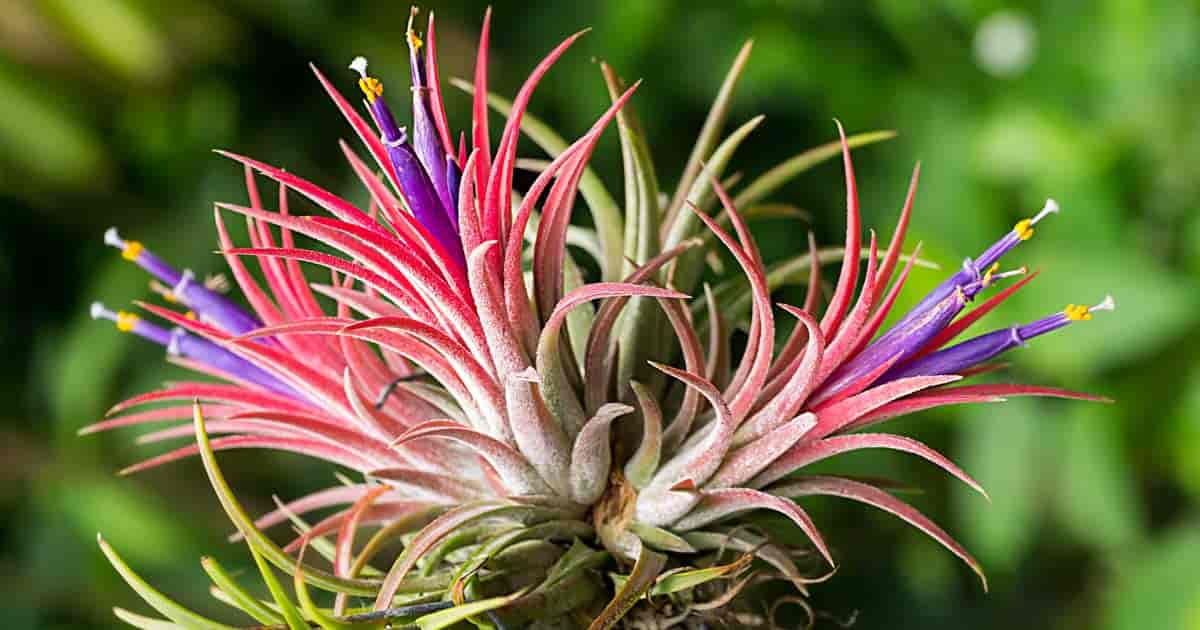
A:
2 1 1198 628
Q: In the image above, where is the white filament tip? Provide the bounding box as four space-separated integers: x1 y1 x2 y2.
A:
1093 295 1116 312
349 56 369 77
1033 198 1060 224
103 227 124 249
90 302 114 321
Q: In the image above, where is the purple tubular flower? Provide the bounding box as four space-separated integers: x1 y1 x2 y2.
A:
90 302 296 397
890 200 1060 332
104 228 264 336
349 56 465 269
446 155 462 211
882 296 1115 381
816 287 971 398
814 200 1059 401
406 22 454 223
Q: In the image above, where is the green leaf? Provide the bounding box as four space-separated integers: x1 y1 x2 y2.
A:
413 590 527 630
626 522 696 554
731 130 897 210
649 553 752 597
295 558 383 630
563 251 596 370
112 607 181 630
248 542 308 630
662 115 765 297
201 556 284 625
589 542 666 630
602 62 666 395
541 539 610 589
663 40 755 228
450 521 594 598
98 534 238 630
192 403 427 596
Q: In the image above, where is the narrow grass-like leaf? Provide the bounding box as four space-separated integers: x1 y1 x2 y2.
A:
413 589 527 630
111 608 181 630
650 553 752 596
589 542 667 630
663 40 754 228
247 542 307 630
98 535 237 630
200 556 284 625
732 130 896 209
295 552 381 630
191 403 386 596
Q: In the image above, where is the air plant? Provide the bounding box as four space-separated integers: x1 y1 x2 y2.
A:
86 7 1113 629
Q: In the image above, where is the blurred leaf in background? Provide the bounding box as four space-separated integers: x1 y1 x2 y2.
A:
1 1 1197 629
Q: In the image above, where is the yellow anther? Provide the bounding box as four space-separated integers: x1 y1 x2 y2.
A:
121 240 144 261
150 280 178 304
1014 219 1034 241
407 29 423 51
1064 304 1092 321
358 76 383 102
185 311 197 320
116 311 140 332
982 262 1000 285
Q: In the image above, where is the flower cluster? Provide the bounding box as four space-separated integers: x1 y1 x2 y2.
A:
87 8 1111 628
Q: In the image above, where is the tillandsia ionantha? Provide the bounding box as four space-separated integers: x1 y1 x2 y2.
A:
85 7 1114 629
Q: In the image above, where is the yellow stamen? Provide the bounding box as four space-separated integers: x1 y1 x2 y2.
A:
1064 304 1092 321
116 311 140 332
1014 218 1034 241
149 280 177 303
358 76 383 102
982 262 1000 285
406 6 422 51
121 240 144 261
185 311 197 320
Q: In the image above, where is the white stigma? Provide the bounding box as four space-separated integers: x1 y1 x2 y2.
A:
1091 294 1116 313
103 227 125 249
90 301 117 322
1031 198 1059 225
349 56 369 78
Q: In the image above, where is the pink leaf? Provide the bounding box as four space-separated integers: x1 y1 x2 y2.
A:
569 402 634 504
818 121 862 337
119 435 371 476
673 487 834 568
751 433 986 498
393 422 550 496
771 475 986 589
707 412 816 489
811 375 961 439
369 467 486 504
737 306 824 444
